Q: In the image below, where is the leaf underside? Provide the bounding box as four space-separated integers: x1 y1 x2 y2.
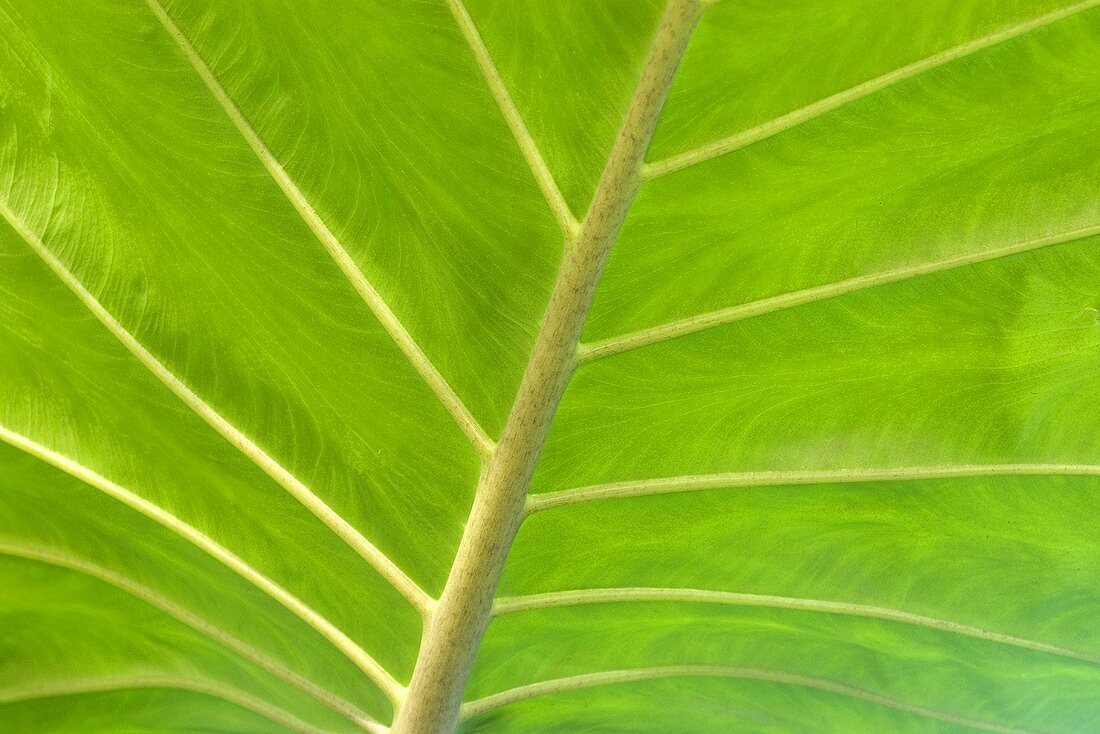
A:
1 0 1099 732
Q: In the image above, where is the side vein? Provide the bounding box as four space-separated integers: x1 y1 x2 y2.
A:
0 199 431 616
445 0 580 239
144 0 494 458
644 0 1100 178
527 463 1100 512
0 676 340 734
458 666 1035 733
579 224 1100 361
0 541 382 733
493 587 1100 667
0 424 404 703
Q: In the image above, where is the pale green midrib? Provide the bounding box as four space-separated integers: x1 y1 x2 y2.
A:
643 0 1100 179
527 463 1100 512
0 676 338 734
459 666 1032 733
0 199 431 617
445 0 580 239
0 424 403 703
143 0 494 460
493 588 1100 666
390 3 704 730
578 224 1100 362
0 541 381 733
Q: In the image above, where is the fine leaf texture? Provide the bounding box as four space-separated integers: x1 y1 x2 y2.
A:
1 1 1099 733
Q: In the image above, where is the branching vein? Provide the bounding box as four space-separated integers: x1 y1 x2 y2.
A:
445 0 580 239
391 3 704 730
644 0 1100 179
527 463 1100 512
0 199 431 616
144 0 494 459
493 587 1100 666
579 224 1100 361
459 666 1034 733
0 424 403 703
0 541 382 732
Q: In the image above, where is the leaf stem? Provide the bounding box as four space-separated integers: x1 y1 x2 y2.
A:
390 2 703 731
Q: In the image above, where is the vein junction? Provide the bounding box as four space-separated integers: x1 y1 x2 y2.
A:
418 2 1100 726
5 0 1095 729
445 0 580 239
579 225 1100 362
391 3 706 731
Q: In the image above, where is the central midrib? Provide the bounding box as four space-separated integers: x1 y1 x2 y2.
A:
389 2 705 732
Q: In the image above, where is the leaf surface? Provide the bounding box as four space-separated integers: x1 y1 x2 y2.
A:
1 0 1098 732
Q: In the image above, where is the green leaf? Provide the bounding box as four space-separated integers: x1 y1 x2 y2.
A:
1 0 1098 732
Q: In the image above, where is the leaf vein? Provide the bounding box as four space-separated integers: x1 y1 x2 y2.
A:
392 3 704 728
0 424 404 703
0 541 382 732
144 0 494 458
527 463 1100 512
444 0 581 239
0 199 432 616
493 587 1100 666
644 0 1100 178
0 675 345 734
459 666 1037 733
579 224 1100 361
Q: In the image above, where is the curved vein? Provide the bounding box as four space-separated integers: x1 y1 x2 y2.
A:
445 0 580 239
0 541 382 733
144 0 493 459
644 0 1100 179
0 424 404 703
0 675 341 734
527 463 1100 512
493 588 1100 666
0 199 432 616
578 224 1100 361
459 666 1033 732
